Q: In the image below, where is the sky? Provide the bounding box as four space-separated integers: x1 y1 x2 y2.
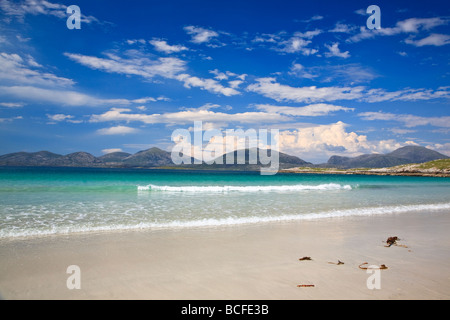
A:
0 0 449 163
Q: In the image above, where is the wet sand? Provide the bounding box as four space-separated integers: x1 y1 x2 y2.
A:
0 210 449 300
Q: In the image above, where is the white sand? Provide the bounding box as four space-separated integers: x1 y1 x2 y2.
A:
0 210 449 300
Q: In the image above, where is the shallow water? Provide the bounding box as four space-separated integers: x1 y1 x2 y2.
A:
1 166 449 238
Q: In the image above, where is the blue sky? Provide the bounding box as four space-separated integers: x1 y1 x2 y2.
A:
0 0 449 163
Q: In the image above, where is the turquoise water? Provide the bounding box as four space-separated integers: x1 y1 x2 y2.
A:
0 166 449 238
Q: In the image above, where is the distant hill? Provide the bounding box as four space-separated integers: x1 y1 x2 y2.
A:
0 148 173 168
177 148 312 170
387 146 448 163
0 151 63 166
0 145 446 171
122 147 174 167
324 146 449 169
0 147 311 170
0 151 103 167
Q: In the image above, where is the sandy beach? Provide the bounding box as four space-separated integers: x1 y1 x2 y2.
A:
0 210 449 300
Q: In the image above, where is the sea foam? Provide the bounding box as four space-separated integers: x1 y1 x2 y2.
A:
137 183 353 192
2 202 449 239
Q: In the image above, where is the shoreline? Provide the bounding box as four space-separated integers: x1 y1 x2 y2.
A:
1 210 449 300
280 168 450 177
2 165 449 177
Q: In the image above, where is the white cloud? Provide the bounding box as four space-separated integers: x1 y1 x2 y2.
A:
247 78 450 104
209 69 228 80
354 9 367 16
427 143 450 157
324 42 350 58
0 52 170 107
175 74 240 96
65 52 240 96
0 115 22 123
0 102 25 108
389 128 416 135
228 80 243 89
89 107 290 126
252 33 281 44
101 148 124 154
363 87 450 102
16 35 31 42
184 26 219 44
294 29 322 39
300 15 324 23
247 77 365 103
347 17 449 43
255 103 354 116
396 17 448 33
0 52 74 87
277 121 404 163
405 33 450 47
288 63 318 80
149 39 189 53
277 37 318 55
64 52 186 80
251 30 321 55
329 23 357 33
0 0 100 24
358 111 450 128
294 63 378 84
126 39 146 45
0 85 149 107
209 69 247 82
47 113 73 121
97 125 140 135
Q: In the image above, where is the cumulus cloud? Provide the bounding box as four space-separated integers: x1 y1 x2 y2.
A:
277 121 404 163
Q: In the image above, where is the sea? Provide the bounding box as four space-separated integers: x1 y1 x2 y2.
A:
0 166 449 239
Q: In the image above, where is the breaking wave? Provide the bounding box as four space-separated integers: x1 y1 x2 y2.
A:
137 183 353 192
2 202 449 239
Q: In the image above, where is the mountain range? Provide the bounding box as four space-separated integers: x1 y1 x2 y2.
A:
0 146 447 170
0 147 310 170
322 146 449 169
